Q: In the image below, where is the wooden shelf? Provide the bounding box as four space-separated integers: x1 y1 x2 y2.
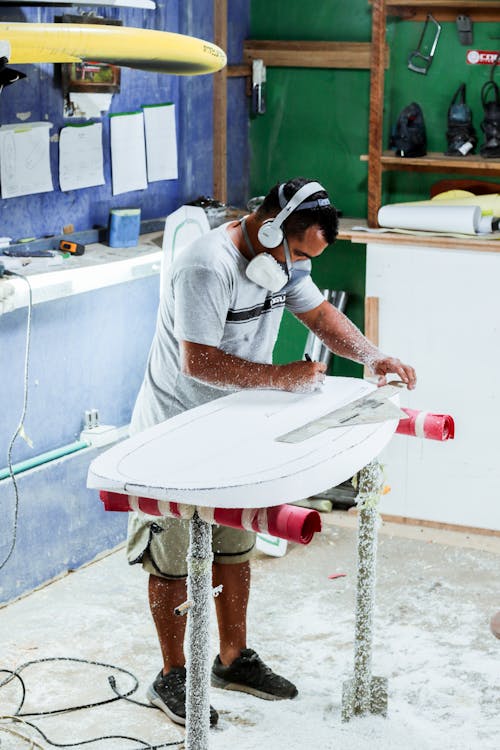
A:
243 40 389 70
361 151 500 175
339 217 500 252
385 1 500 22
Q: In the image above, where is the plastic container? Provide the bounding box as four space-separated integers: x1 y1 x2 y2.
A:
109 208 141 248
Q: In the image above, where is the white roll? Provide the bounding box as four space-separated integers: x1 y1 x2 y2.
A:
377 204 482 235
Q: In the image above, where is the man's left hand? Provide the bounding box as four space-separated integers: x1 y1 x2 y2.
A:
371 356 417 390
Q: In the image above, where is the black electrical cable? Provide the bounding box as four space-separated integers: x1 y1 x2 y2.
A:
0 270 33 571
0 657 184 749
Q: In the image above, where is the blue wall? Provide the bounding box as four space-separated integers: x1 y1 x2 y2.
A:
0 0 250 603
0 275 160 603
0 1 250 237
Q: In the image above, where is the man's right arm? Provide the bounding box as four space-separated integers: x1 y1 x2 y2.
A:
180 341 326 394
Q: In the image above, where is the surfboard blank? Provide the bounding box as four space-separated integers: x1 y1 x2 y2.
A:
0 22 227 75
87 377 399 509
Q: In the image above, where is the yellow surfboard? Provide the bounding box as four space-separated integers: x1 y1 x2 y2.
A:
0 22 226 75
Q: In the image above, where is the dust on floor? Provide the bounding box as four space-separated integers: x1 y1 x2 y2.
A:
1 512 498 750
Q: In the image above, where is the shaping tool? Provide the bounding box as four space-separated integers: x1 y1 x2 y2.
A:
277 382 408 444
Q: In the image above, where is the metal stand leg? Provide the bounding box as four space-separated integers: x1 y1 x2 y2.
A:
186 511 213 750
342 459 388 721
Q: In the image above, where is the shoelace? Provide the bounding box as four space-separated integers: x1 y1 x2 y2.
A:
239 652 274 680
162 670 186 695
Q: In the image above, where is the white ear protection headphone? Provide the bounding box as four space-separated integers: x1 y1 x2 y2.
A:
257 180 330 249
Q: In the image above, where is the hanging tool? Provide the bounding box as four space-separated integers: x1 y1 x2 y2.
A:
408 14 441 75
456 15 473 46
251 58 266 116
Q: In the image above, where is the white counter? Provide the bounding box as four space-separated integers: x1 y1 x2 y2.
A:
1 231 163 311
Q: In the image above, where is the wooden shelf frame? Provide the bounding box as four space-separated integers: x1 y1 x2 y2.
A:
366 0 500 226
362 150 500 174
385 0 500 22
243 40 389 70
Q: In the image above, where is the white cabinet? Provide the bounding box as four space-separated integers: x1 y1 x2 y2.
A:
366 241 500 531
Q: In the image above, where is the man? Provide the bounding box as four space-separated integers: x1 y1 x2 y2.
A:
127 177 416 727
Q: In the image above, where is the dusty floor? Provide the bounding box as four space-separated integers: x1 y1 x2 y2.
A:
0 511 499 750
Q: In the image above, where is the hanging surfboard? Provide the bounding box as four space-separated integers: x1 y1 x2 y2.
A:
87 377 400 509
0 1 156 8
0 22 226 75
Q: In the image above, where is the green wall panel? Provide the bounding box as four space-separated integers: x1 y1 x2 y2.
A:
250 2 500 375
250 0 371 376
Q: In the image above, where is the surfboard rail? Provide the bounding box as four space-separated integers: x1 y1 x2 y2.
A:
0 22 227 75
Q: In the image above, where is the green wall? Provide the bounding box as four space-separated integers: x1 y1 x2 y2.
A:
249 2 499 376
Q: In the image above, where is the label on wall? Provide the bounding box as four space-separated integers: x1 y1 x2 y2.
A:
466 50 500 65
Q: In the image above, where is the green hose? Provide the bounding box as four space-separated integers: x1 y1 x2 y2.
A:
0 440 89 481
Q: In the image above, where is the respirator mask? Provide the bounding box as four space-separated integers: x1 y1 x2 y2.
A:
242 217 292 293
243 181 329 293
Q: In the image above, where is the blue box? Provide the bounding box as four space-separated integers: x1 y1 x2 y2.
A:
109 208 141 248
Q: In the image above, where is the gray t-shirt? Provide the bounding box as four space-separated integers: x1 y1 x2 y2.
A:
130 222 325 432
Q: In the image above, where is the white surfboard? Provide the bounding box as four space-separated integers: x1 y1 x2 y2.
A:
87 377 399 509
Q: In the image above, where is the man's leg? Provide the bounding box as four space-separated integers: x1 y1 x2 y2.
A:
211 559 297 700
148 573 187 672
213 560 250 665
148 572 219 726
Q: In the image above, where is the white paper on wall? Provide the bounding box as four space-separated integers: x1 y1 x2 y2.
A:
143 103 178 182
0 122 53 199
110 111 147 195
59 122 105 192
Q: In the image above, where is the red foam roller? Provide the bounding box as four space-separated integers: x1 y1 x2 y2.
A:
396 408 455 441
207 505 321 545
100 490 131 512
267 504 321 544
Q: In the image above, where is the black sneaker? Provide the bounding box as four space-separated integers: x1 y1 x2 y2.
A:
211 648 298 701
147 667 219 727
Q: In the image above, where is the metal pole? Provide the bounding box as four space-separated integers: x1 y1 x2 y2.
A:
342 458 388 721
185 511 213 750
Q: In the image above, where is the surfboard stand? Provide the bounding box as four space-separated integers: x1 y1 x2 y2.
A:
186 511 213 750
341 459 388 722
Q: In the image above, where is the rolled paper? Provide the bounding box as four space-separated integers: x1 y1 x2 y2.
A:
396 409 455 441
198 504 321 545
99 491 194 519
99 491 321 545
377 204 481 235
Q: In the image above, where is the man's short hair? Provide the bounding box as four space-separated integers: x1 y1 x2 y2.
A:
256 177 338 245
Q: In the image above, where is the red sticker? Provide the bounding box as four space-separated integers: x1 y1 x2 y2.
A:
466 50 500 65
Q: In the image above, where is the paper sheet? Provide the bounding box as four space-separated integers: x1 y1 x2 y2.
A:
110 111 147 195
59 122 105 192
0 122 53 199
143 103 178 182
